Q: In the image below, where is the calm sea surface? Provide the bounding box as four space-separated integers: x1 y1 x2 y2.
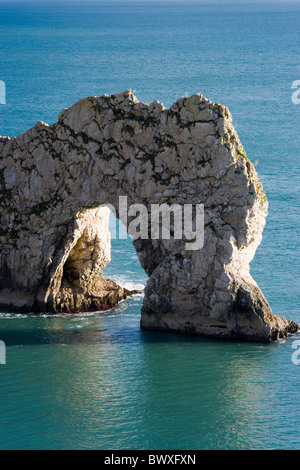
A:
0 1 299 450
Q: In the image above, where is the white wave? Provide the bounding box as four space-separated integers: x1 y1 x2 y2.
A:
0 312 28 319
105 274 146 292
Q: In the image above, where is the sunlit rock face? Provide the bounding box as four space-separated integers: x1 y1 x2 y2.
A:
0 90 298 341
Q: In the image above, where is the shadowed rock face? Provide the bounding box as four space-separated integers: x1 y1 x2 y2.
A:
0 90 298 341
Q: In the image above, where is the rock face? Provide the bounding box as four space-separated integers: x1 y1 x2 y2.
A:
0 90 298 341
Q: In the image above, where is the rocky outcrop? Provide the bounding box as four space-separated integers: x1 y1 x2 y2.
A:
0 90 298 341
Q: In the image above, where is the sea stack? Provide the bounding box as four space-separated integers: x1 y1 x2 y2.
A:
0 90 298 341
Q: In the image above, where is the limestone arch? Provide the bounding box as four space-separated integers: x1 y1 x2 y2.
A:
0 90 298 341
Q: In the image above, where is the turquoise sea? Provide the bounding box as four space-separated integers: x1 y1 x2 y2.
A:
0 1 299 450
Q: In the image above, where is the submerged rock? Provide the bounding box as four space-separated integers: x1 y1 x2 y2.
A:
0 90 297 341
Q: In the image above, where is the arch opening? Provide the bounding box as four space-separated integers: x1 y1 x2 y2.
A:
49 206 145 314
103 210 148 293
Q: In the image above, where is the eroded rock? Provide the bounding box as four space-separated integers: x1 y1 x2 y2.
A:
0 90 297 341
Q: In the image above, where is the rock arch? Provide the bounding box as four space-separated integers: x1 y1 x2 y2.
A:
0 90 298 341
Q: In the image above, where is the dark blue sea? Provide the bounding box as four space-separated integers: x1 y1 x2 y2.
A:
0 1 299 450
